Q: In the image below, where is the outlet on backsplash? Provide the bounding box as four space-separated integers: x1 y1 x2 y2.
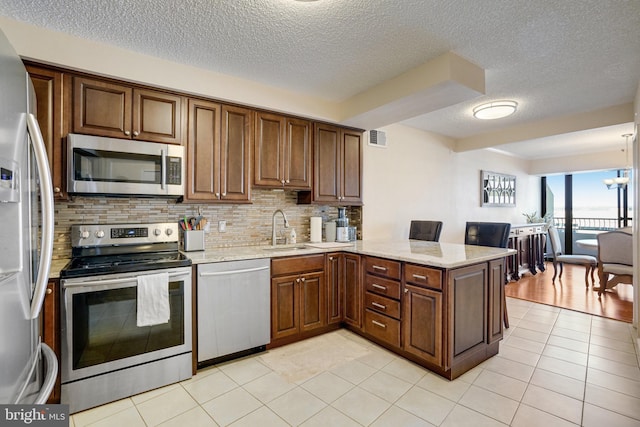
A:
218 220 226 232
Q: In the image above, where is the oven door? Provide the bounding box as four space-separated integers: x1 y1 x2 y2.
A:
60 267 192 383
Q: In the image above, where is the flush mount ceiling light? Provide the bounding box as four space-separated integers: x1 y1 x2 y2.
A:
472 100 518 120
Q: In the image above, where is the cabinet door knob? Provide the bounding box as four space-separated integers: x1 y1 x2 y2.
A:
133 131 139 137
215 192 220 198
300 277 305 282
124 130 130 136
53 187 61 193
222 193 226 197
404 288 409 294
285 180 290 183
329 257 334 261
46 288 52 295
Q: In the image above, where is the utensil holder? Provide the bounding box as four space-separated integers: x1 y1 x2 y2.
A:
183 230 205 251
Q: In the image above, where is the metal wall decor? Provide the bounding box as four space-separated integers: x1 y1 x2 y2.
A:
481 170 516 206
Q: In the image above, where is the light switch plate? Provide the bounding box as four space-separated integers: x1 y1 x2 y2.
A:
218 220 226 232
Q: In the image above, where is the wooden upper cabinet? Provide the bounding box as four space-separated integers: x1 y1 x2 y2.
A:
220 105 252 202
133 88 185 144
26 64 66 200
186 99 221 201
254 112 311 189
313 123 362 205
285 118 312 189
185 101 251 203
340 129 363 204
72 76 185 144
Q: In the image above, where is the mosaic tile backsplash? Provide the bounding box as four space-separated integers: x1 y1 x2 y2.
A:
53 189 362 259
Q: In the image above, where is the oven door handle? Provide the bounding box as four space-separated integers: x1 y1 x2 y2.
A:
63 270 190 287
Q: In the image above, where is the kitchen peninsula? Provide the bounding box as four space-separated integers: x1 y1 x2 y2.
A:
189 239 515 380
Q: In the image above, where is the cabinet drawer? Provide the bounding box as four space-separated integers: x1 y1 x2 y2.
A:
364 257 401 280
365 274 401 299
404 264 443 290
271 254 325 276
364 309 400 347
365 292 400 319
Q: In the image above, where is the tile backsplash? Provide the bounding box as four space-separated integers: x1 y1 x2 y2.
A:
53 189 362 259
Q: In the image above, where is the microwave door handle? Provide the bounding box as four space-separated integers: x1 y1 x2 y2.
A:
27 113 54 320
160 149 166 190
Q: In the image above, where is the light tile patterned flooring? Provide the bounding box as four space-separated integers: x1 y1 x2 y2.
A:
71 298 640 426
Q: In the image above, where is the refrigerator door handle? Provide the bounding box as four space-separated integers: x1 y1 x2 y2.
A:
34 343 58 404
26 113 54 320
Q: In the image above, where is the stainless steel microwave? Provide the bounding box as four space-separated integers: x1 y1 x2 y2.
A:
67 134 184 197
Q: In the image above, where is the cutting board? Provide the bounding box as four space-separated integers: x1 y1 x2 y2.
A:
305 242 354 249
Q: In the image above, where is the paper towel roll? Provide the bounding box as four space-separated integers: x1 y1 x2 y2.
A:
310 217 322 243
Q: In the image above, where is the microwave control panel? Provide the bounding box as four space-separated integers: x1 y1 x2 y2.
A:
166 157 182 185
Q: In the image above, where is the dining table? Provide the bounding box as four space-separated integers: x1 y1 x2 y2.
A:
576 239 598 249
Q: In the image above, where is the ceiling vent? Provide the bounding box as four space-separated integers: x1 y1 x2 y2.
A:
368 130 387 148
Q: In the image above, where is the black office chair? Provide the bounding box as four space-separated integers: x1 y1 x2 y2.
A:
409 220 443 242
464 222 512 328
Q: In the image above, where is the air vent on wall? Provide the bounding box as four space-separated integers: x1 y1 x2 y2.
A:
368 130 387 148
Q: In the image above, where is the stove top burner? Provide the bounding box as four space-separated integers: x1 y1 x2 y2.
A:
61 251 191 278
61 222 192 279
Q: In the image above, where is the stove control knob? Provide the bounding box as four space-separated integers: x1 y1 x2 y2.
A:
80 230 90 239
154 228 162 236
166 228 173 236
95 230 105 238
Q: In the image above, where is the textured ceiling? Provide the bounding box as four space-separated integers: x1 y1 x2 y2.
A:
0 0 639 159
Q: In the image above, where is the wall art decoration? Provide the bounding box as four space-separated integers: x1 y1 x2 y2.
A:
481 170 516 207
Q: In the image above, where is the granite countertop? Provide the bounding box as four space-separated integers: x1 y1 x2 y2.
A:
49 239 515 279
187 239 515 270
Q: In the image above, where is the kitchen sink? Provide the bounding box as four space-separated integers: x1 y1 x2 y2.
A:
262 245 309 252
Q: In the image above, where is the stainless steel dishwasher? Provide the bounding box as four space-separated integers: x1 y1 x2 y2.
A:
197 258 271 365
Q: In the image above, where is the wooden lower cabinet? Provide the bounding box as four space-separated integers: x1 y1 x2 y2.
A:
326 253 343 325
447 263 488 363
268 253 505 379
364 309 400 347
43 280 61 403
300 271 325 332
270 255 326 343
402 284 442 366
271 275 299 340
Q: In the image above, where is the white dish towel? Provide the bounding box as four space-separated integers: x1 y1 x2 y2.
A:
137 272 170 327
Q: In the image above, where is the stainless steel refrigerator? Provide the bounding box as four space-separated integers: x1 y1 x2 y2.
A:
0 27 57 405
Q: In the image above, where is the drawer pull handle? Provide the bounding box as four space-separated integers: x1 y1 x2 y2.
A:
372 320 387 328
372 302 386 310
412 274 427 281
372 284 387 291
373 265 387 272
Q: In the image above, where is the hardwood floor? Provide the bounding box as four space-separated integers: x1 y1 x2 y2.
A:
505 261 634 323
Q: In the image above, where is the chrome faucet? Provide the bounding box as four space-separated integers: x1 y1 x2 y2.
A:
272 209 290 246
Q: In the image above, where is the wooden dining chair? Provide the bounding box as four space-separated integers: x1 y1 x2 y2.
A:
547 225 597 287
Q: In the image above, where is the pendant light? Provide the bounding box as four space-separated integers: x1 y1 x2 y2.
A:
603 133 632 189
